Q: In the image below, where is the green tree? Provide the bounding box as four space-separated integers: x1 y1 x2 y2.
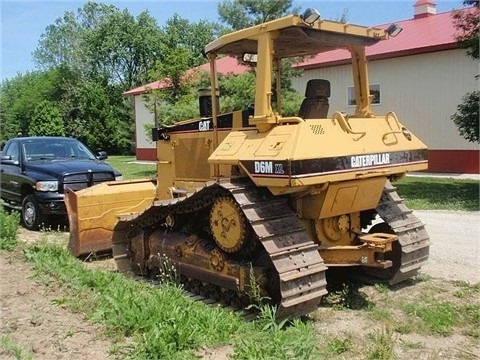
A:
146 70 211 127
450 0 479 143
33 2 117 73
34 1 163 90
0 70 61 141
73 78 133 153
30 1 167 153
452 0 479 59
143 14 220 125
157 14 223 69
219 71 257 113
451 91 479 143
149 14 220 102
84 8 163 89
29 100 65 136
217 0 299 30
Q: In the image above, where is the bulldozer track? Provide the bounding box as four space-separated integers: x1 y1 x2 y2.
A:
114 177 327 319
218 178 328 318
375 180 431 285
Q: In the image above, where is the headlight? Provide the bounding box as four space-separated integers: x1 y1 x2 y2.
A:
36 181 58 192
401 127 412 141
115 175 123 181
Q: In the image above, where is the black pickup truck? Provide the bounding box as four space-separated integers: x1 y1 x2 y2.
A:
0 136 122 230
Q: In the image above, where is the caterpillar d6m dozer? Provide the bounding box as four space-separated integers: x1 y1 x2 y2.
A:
65 9 430 319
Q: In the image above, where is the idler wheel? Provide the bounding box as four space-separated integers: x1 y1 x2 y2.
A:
209 197 247 253
210 248 225 271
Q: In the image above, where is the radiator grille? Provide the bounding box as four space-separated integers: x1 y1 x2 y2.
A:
62 172 114 192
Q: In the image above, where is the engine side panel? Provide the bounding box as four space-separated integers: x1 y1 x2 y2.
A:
209 116 428 189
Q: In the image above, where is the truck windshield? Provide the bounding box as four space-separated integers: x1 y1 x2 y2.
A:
23 139 96 161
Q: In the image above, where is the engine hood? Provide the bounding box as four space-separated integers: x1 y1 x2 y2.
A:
209 115 428 189
26 159 115 178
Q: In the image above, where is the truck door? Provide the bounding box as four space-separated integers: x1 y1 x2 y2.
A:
0 141 22 204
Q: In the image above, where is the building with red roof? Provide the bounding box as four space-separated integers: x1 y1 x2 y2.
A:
126 1 478 173
124 56 249 96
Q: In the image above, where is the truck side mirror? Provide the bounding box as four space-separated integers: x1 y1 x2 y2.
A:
96 151 108 160
1 155 18 165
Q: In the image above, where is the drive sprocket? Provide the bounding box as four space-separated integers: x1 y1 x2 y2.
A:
209 196 247 253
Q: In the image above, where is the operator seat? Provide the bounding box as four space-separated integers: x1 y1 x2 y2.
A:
298 79 330 119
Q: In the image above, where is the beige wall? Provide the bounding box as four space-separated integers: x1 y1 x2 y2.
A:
134 95 155 150
291 49 478 151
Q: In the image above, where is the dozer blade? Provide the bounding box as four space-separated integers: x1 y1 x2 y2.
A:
65 178 157 257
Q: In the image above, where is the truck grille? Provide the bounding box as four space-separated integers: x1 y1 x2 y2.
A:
62 172 115 192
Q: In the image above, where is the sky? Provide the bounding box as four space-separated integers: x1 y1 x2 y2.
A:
0 0 465 81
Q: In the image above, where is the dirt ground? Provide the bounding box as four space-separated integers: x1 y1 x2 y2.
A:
1 210 479 359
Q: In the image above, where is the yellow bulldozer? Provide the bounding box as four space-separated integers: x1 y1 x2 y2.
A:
65 9 430 319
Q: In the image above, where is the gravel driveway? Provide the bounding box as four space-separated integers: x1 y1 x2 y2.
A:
415 210 480 284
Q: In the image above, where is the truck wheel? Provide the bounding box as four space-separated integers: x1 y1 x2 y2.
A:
22 194 44 231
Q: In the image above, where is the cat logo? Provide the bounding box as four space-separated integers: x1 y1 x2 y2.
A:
199 120 211 131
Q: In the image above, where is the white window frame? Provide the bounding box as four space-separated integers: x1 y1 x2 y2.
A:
347 84 381 106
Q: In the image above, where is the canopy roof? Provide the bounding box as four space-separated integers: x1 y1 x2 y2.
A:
204 14 389 59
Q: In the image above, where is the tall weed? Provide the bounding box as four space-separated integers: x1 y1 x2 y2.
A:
366 327 397 360
0 207 19 250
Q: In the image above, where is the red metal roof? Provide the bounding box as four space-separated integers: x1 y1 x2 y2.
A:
296 9 460 70
124 56 249 95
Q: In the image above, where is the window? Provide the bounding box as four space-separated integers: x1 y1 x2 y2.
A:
347 84 381 106
5 142 20 164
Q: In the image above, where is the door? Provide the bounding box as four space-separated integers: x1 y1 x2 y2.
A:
0 140 23 204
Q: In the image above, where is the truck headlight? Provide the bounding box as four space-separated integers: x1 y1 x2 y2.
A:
36 181 58 192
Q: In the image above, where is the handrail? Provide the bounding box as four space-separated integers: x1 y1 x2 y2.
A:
277 116 305 124
331 111 366 140
382 111 402 141
385 111 401 128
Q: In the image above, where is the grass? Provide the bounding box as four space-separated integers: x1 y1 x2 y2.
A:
21 242 321 359
0 211 478 359
394 176 479 211
0 335 34 360
403 300 460 336
324 335 353 356
400 280 480 339
106 155 156 180
316 273 480 358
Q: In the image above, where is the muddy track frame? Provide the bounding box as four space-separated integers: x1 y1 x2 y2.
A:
112 177 328 319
